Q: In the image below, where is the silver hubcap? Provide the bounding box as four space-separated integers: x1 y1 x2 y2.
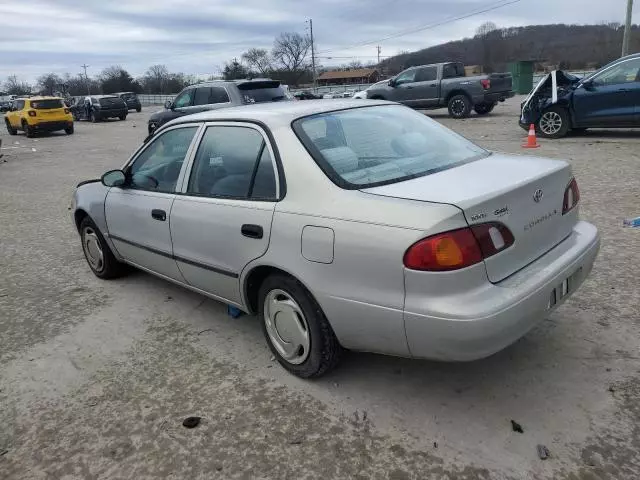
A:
264 289 310 365
82 227 104 272
540 111 563 135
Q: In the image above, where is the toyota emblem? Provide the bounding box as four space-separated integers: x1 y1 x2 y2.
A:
533 189 544 203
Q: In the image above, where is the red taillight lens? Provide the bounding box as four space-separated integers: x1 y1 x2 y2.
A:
28 110 37 117
64 108 70 114
563 178 580 214
470 222 515 258
481 79 491 89
404 223 514 271
403 228 483 271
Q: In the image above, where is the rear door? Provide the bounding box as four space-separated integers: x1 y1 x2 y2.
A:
192 86 231 113
170 122 279 304
572 57 640 127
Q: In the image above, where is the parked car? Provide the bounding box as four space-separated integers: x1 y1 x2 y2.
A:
116 92 142 112
71 100 599 378
147 79 289 135
70 95 128 122
4 96 74 137
520 53 640 138
366 62 514 118
294 90 322 100
322 92 337 99
0 100 11 112
353 80 388 99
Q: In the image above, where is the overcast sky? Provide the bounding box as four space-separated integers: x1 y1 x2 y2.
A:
1 0 638 83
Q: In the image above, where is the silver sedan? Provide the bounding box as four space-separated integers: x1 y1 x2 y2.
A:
71 100 600 378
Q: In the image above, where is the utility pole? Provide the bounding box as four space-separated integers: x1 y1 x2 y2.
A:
81 64 91 95
622 0 634 56
308 19 317 92
377 45 381 65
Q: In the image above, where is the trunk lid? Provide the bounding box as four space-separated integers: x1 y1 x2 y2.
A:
486 72 512 93
363 153 575 282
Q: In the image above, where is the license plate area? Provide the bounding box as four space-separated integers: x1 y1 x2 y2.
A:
548 267 582 309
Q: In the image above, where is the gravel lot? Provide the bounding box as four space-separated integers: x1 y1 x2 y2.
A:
1 98 639 480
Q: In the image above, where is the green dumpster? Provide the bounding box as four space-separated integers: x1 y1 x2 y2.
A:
508 61 534 94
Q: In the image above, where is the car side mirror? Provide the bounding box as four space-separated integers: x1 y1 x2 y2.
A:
388 79 396 87
581 79 595 90
101 169 126 187
164 99 174 110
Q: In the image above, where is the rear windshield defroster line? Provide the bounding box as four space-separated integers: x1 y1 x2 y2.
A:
291 104 489 190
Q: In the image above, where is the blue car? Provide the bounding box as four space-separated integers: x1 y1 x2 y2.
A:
520 53 640 138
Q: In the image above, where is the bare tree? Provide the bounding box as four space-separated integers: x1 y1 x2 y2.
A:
143 64 170 93
3 75 31 95
476 21 498 73
242 48 272 76
476 21 497 38
272 32 311 76
348 60 363 70
36 73 63 95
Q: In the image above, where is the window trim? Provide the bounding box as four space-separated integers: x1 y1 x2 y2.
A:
192 85 232 106
395 68 418 85
172 87 196 109
177 121 281 202
583 56 640 86
120 123 204 194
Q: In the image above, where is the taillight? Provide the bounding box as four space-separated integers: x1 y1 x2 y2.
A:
481 79 491 90
404 223 514 271
64 108 70 114
563 178 580 214
28 110 37 117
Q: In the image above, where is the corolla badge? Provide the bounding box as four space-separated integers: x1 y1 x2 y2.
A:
533 189 544 203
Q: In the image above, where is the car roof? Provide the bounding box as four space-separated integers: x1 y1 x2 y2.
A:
165 99 393 130
27 96 62 100
90 95 119 98
184 78 280 88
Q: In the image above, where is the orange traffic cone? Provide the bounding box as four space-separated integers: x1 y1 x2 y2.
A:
522 123 540 148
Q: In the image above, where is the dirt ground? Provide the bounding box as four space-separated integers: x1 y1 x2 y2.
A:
1 97 639 480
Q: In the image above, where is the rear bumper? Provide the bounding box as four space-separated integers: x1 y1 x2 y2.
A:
479 91 515 104
404 221 600 361
30 120 73 131
96 109 127 118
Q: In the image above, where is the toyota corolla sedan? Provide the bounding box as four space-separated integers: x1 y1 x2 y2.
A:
71 100 600 378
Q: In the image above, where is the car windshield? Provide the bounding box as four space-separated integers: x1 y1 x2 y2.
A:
292 105 488 189
31 99 63 109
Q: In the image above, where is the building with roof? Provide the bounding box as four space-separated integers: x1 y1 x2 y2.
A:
317 68 380 86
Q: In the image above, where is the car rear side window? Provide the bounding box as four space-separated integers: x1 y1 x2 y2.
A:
128 126 198 193
416 67 437 82
293 105 488 189
187 126 277 200
194 87 230 106
31 99 63 109
15 100 25 110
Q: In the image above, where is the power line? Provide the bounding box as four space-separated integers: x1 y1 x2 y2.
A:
317 0 524 54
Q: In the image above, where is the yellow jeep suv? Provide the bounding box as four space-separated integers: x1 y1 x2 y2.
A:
4 96 74 137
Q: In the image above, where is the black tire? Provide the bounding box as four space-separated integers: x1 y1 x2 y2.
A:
136 107 142 113
537 105 570 139
22 121 34 138
65 125 74 135
474 102 495 115
119 115 126 121
258 274 343 378
447 94 472 118
90 111 99 123
5 119 17 135
79 216 126 279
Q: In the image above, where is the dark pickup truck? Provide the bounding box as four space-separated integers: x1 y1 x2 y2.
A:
366 62 514 118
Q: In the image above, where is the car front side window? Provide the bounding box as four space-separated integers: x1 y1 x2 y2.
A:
395 69 417 85
173 89 194 108
127 126 198 193
592 58 640 86
187 126 277 199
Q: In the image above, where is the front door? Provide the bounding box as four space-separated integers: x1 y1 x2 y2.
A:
170 123 279 304
409 65 439 107
105 124 201 280
391 68 419 103
572 57 640 127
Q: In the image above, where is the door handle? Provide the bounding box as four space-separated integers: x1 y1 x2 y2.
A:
241 224 263 239
151 209 166 221
406 86 414 89
618 88 631 92
429 84 437 87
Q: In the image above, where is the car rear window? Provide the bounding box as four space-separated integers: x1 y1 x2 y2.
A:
237 81 287 104
99 97 125 106
31 99 63 109
122 93 138 100
292 105 488 189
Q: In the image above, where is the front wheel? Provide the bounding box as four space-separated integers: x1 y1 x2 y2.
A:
5 119 17 135
119 115 126 121
90 112 99 123
79 217 126 279
447 94 472 118
474 102 495 115
537 106 570 139
258 274 343 378
136 107 141 113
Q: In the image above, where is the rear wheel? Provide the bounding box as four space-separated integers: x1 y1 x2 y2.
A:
474 102 495 115
537 106 570 139
447 94 472 118
5 119 17 135
119 115 126 121
65 125 74 135
90 111 98 123
22 120 34 138
79 216 126 279
258 274 343 378
136 106 141 113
